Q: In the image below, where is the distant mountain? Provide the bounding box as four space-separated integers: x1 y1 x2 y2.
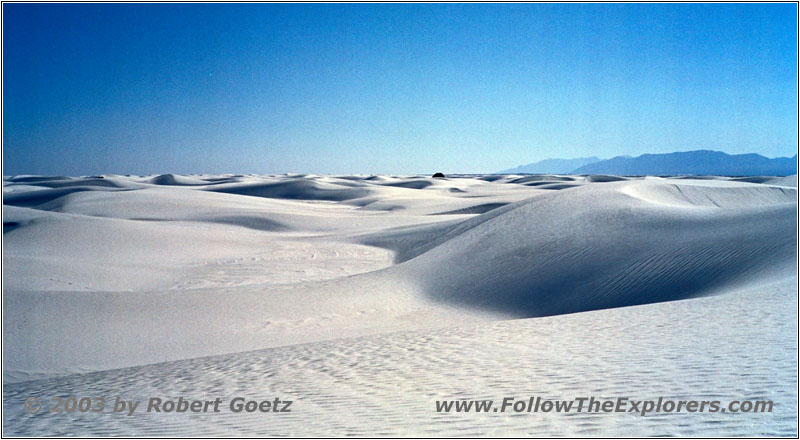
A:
571 150 797 176
497 157 600 174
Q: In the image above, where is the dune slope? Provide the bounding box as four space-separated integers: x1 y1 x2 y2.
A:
395 180 796 317
3 278 796 436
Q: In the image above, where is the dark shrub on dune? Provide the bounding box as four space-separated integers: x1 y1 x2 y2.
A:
432 172 446 178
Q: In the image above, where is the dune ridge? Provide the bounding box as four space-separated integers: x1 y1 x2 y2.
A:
393 180 795 317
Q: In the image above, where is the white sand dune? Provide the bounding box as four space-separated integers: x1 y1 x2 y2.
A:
2 173 797 436
395 180 795 317
3 279 796 436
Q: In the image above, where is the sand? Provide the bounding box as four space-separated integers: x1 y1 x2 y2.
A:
3 173 797 436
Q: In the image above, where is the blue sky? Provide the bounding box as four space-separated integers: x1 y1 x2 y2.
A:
3 3 797 175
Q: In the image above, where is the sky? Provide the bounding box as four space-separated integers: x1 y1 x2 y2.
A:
3 3 797 175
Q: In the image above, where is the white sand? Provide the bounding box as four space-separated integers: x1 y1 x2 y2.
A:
3 173 797 436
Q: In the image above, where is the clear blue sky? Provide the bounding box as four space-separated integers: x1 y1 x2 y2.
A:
3 3 797 175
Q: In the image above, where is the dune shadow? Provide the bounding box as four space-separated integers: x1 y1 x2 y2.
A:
3 221 22 234
379 180 434 189
208 179 371 201
432 203 508 215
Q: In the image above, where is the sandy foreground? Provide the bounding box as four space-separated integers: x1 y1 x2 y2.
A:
2 173 797 436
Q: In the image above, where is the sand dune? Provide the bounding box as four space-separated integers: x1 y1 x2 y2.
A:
396 180 795 317
148 173 215 186
3 279 796 436
208 179 374 202
2 173 797 435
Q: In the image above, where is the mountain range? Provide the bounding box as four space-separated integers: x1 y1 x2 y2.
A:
498 150 797 176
